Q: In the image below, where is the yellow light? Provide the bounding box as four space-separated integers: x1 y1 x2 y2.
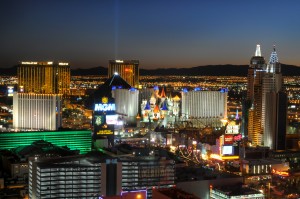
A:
116 60 124 63
47 62 53 65
137 194 141 199
210 154 223 161
221 156 239 160
59 62 69 66
21 62 37 65
202 154 208 160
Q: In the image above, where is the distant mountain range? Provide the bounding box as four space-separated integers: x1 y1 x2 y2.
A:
1 64 300 76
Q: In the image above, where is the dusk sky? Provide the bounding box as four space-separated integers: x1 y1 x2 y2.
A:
1 0 300 69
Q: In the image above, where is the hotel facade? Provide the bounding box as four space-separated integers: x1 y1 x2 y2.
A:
181 90 227 127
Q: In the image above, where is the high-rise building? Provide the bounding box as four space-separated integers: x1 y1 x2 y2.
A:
246 45 287 149
108 60 139 88
13 93 62 131
264 91 287 150
262 47 287 150
246 45 266 101
181 89 227 127
18 61 70 95
15 61 70 130
247 45 266 146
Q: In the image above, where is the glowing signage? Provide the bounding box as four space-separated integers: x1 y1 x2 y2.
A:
116 60 124 63
97 130 113 135
94 103 116 112
21 62 37 65
102 97 108 104
94 115 104 126
224 135 234 145
58 62 69 66
233 134 242 142
226 124 239 134
222 146 233 155
106 115 118 125
47 62 53 65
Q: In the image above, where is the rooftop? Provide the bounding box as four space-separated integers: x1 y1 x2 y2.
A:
213 184 263 197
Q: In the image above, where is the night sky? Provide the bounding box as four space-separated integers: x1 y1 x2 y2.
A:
1 0 300 69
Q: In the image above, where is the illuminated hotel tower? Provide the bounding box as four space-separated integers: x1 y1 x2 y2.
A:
247 45 266 146
14 61 69 130
13 93 62 130
108 60 139 88
18 61 70 95
263 47 286 150
181 89 227 127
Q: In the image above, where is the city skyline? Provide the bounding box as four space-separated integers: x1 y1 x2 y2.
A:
1 0 300 69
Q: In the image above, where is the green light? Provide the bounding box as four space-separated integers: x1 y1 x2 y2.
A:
0 130 91 154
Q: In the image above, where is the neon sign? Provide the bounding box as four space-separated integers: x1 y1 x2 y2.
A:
233 134 242 142
97 130 113 135
94 103 116 111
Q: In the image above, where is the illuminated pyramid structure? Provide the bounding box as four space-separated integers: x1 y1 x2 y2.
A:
92 73 136 147
94 73 132 101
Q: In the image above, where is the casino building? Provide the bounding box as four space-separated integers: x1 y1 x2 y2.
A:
92 74 138 147
181 89 228 128
0 130 92 154
13 93 62 131
13 61 70 130
18 61 70 95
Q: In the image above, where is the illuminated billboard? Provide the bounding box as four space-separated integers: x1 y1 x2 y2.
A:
222 146 233 155
224 135 234 145
94 115 105 126
94 97 116 112
226 124 239 134
96 129 113 135
233 134 242 142
106 115 118 125
94 103 116 112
